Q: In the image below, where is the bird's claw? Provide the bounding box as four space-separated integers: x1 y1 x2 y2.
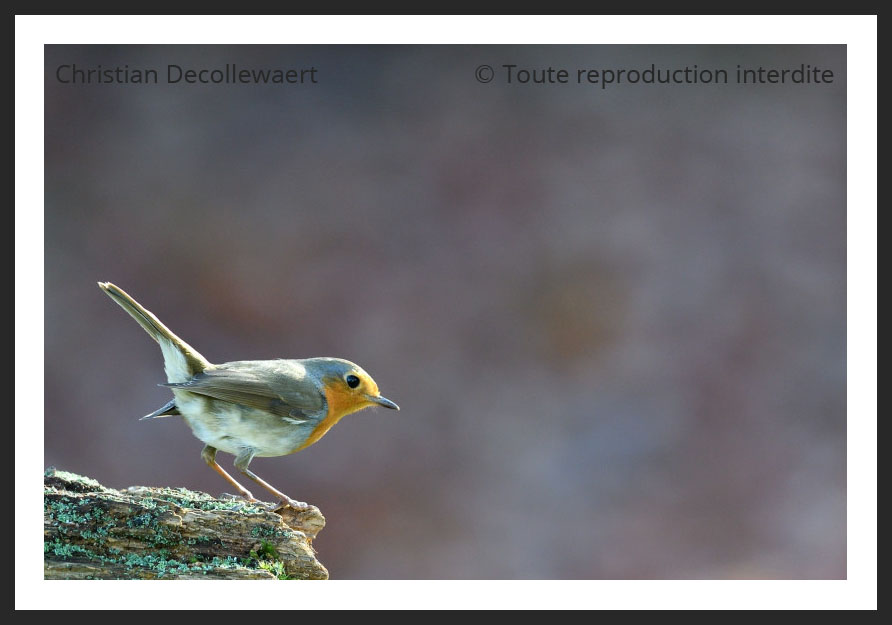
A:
275 498 310 511
219 491 259 505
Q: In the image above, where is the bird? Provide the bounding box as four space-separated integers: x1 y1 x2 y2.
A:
97 281 399 509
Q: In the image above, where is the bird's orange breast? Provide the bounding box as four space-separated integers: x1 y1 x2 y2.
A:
293 383 368 452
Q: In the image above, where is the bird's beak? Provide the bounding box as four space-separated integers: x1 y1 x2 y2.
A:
368 394 400 410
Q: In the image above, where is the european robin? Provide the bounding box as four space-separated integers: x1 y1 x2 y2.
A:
98 282 399 509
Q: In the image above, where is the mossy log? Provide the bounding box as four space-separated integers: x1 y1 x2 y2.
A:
43 468 328 579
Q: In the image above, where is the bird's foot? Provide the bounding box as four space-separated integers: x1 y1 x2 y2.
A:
219 491 259 503
274 497 310 511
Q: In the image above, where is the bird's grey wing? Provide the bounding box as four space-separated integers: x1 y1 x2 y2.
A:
162 364 323 420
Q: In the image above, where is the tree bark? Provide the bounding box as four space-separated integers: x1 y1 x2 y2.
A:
43 468 328 579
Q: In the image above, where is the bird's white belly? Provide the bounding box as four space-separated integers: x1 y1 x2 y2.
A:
172 390 315 458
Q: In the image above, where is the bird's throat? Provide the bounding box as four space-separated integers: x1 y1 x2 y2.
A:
294 385 369 452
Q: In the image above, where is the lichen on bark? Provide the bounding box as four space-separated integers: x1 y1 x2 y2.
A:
43 468 328 580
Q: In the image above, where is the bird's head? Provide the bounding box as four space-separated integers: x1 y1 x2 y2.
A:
310 357 399 419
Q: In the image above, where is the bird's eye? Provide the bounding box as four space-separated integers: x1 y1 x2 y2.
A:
345 374 361 389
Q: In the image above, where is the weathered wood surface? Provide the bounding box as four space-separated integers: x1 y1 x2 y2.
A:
43 468 328 579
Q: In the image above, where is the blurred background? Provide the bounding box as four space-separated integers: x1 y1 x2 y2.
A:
44 45 846 579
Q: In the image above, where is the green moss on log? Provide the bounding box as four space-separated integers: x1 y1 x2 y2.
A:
43 467 328 580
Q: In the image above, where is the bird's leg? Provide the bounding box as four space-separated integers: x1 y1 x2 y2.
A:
201 444 257 502
234 449 309 510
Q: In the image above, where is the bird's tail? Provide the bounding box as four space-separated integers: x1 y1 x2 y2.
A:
98 282 211 382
